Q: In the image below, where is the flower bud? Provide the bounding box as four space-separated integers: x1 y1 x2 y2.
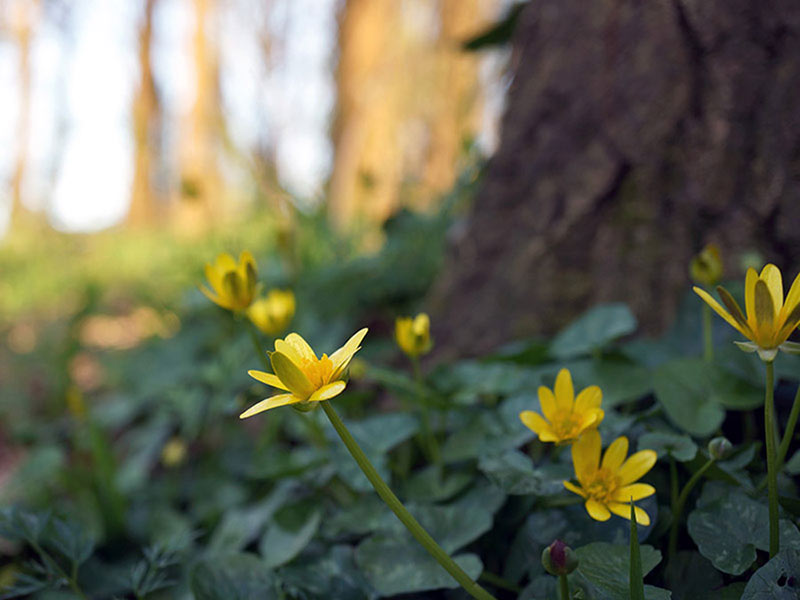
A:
541 539 578 576
395 313 433 358
708 436 732 460
689 244 723 288
161 437 187 467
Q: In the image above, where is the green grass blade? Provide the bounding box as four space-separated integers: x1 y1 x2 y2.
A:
630 500 645 600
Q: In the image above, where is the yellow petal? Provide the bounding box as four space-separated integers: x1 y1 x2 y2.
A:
693 287 749 338
205 263 223 292
754 279 776 343
215 253 237 271
520 411 556 441
572 429 600 484
585 499 611 522
270 352 315 399
745 268 758 329
780 271 800 323
775 302 800 345
607 502 650 526
554 368 574 412
239 393 299 419
760 264 783 312
601 436 628 471
617 450 657 485
716 286 754 337
580 408 604 431
613 483 656 502
248 370 289 391
575 386 602 413
537 386 558 421
200 285 228 309
563 480 586 498
284 333 318 362
330 327 369 377
310 380 347 402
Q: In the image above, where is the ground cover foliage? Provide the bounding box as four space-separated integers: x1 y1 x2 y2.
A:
1 208 800 599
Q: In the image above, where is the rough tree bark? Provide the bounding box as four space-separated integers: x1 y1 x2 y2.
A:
431 0 800 358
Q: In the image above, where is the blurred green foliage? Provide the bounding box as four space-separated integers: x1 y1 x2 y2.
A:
1 197 799 599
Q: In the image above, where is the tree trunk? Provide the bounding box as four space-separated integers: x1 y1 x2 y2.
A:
128 0 162 227
175 0 223 234
9 0 41 227
431 0 800 358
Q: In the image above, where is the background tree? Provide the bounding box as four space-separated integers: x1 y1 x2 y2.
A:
431 0 800 358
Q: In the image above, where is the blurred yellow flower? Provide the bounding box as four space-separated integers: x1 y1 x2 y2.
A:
201 251 258 312
395 313 433 358
693 264 800 362
248 289 295 336
161 437 188 467
241 328 368 418
563 430 656 525
690 243 723 288
519 368 603 445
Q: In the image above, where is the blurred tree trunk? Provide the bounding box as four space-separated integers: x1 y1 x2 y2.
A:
419 0 487 208
175 0 223 233
128 0 162 227
329 0 494 231
9 0 41 227
431 0 800 358
329 0 403 230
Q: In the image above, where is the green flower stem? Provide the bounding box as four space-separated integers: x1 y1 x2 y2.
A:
412 357 440 465
246 321 271 371
669 456 679 508
668 457 715 564
321 401 498 600
764 360 779 557
478 571 521 594
558 573 570 600
702 304 713 362
777 384 800 467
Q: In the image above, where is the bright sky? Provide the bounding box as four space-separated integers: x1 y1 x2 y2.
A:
0 0 506 235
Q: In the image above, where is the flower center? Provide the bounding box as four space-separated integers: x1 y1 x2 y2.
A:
298 354 334 390
584 468 619 504
552 413 583 441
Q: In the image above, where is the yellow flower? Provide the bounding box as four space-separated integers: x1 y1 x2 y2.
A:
248 289 296 336
241 328 368 418
161 437 188 467
564 430 657 525
201 251 258 312
519 368 604 445
690 244 723 288
693 264 800 362
395 313 433 358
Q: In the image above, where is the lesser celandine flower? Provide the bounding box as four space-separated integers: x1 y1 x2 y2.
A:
690 244 723 288
693 264 800 362
248 289 295 336
241 328 368 418
519 368 603 445
201 251 258 312
395 313 433 358
563 430 657 525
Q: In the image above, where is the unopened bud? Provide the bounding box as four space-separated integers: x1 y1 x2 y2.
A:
690 244 723 288
542 539 578 576
708 436 732 460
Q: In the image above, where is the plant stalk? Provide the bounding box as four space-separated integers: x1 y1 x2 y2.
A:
412 356 440 465
764 360 779 557
321 401 497 600
777 384 800 467
702 304 713 362
559 573 570 600
668 458 715 563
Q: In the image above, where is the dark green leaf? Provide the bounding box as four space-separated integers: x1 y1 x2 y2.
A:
740 549 800 599
574 542 668 600
259 504 321 568
478 450 565 495
638 431 698 463
190 553 277 600
688 483 800 575
355 534 482 597
550 304 637 360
